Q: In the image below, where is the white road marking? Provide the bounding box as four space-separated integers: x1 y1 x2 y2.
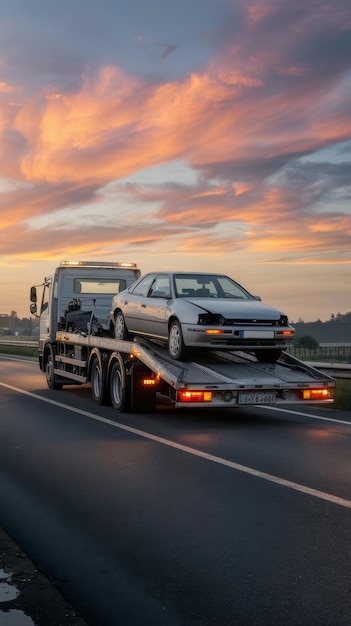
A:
1 380 350 510
0 355 37 364
258 405 351 426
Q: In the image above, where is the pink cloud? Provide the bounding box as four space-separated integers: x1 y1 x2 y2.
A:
0 0 350 269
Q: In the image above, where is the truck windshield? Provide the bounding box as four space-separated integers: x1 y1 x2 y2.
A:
74 279 126 294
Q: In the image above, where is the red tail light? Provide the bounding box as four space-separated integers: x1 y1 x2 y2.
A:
177 390 213 403
301 389 331 400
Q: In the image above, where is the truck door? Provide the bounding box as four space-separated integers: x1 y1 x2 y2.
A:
38 279 52 353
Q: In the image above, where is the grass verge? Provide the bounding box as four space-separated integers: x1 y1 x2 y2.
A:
0 344 39 358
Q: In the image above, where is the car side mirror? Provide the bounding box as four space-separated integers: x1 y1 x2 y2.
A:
253 295 262 301
30 303 38 316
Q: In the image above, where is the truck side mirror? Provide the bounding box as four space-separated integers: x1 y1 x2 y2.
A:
30 286 37 303
30 302 38 316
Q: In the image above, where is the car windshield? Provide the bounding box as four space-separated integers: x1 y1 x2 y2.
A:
174 274 253 300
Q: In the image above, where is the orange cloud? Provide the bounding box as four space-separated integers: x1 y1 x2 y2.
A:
0 0 349 277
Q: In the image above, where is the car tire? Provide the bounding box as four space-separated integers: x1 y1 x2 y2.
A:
254 349 282 363
114 311 130 340
168 320 187 361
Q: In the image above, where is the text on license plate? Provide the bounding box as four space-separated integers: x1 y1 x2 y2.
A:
238 392 276 405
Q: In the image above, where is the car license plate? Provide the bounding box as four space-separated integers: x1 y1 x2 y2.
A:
238 392 276 405
239 330 275 338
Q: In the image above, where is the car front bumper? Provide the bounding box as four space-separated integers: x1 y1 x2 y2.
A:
182 324 292 350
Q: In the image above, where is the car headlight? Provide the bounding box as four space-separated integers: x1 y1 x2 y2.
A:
278 315 289 326
198 313 224 325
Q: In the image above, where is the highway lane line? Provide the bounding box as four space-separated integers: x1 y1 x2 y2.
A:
1 380 351 510
257 405 351 426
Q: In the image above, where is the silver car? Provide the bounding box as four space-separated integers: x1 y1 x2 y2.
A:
109 272 295 362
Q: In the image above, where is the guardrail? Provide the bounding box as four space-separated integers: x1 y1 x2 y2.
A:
0 339 38 348
305 362 351 380
1 340 351 379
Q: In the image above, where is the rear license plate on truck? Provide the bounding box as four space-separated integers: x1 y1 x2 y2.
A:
238 392 276 405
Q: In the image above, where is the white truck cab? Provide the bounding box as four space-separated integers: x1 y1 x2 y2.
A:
30 260 140 370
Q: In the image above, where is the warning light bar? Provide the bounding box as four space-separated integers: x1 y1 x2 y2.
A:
301 389 332 401
60 261 138 268
177 390 213 403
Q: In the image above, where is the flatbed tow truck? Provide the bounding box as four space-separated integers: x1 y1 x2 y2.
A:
51 331 335 411
30 261 335 412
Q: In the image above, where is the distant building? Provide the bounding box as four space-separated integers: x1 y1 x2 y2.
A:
0 313 13 331
0 311 35 336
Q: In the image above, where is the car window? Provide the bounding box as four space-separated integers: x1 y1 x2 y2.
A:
215 276 252 299
149 274 171 298
131 274 156 297
174 274 252 299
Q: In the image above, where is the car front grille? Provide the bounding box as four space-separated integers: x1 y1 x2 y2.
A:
222 319 282 327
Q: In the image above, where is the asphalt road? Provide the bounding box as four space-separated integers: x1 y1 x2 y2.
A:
0 354 350 626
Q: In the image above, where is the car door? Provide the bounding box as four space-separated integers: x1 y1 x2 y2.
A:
139 273 171 338
121 273 156 332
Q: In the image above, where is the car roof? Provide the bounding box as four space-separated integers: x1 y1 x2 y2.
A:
145 271 229 277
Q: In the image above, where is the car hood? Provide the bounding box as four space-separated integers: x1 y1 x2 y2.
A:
184 298 284 320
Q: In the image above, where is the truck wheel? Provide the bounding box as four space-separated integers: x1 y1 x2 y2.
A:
109 358 131 412
254 349 282 363
91 355 109 404
168 320 187 360
114 312 130 340
45 346 63 390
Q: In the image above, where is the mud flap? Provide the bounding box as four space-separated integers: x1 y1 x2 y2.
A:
131 363 157 411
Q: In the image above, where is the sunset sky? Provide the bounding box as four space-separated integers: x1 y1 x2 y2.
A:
1 0 350 322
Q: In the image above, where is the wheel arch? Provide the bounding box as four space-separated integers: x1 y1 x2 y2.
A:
168 314 179 330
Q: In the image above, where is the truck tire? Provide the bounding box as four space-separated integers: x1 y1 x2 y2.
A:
254 349 282 363
114 312 130 340
90 354 109 404
45 345 63 390
168 319 187 360
109 357 131 412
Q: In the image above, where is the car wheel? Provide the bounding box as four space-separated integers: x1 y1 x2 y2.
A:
254 349 282 363
114 311 130 340
168 320 187 361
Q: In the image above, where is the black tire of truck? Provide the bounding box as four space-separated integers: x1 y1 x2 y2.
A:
254 349 282 363
45 345 63 390
90 354 109 405
109 356 131 412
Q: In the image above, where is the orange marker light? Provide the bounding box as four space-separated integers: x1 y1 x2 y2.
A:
142 379 156 386
205 329 224 335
